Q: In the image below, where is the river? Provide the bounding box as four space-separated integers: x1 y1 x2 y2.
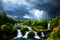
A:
13 38 40 40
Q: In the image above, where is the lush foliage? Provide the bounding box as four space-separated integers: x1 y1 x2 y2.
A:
28 31 35 38
47 25 60 40
0 12 60 40
0 12 17 40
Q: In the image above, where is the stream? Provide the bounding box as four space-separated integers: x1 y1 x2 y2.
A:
12 23 50 40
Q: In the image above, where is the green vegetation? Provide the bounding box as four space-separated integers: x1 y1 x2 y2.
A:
46 17 60 40
47 25 60 40
0 12 17 40
28 31 35 38
17 25 29 35
0 12 60 40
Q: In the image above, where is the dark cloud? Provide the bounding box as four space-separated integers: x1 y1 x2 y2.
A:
0 0 3 12
0 0 60 20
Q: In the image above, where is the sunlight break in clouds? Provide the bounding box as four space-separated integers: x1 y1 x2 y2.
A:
24 9 46 20
2 0 48 20
23 14 32 19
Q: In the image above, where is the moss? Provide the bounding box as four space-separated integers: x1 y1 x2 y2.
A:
28 31 35 38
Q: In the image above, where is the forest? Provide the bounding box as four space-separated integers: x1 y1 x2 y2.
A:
0 12 60 40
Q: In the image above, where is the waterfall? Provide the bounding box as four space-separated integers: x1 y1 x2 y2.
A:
34 31 40 39
23 31 29 38
13 23 20 28
48 23 50 30
13 23 17 28
41 32 45 37
13 29 23 39
17 29 23 37
27 26 32 31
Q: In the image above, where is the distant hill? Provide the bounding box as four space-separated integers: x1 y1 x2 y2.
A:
15 17 30 20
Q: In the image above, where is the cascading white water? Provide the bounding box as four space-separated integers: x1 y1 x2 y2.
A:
13 29 23 39
13 23 17 28
23 31 29 38
13 23 21 28
27 26 40 39
27 26 32 31
41 32 45 37
34 31 40 39
48 23 50 30
17 29 23 37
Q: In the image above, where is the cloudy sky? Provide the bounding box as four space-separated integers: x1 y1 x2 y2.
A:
0 0 60 20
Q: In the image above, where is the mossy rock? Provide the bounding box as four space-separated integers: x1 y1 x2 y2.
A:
28 31 35 38
37 31 41 37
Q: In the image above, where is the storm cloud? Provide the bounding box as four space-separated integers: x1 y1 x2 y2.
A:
0 0 60 20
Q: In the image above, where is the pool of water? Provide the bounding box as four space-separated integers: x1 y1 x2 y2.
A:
13 38 40 40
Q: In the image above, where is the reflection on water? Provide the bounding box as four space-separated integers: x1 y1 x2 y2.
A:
23 32 29 38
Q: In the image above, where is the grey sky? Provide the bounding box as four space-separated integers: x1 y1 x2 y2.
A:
0 0 60 20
